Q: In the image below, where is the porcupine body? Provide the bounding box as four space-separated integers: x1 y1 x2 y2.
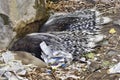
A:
9 10 104 60
40 10 103 59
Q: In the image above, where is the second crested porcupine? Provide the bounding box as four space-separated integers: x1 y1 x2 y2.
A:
9 10 104 60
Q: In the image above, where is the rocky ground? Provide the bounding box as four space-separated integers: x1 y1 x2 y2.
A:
25 28 120 80
0 0 120 80
25 1 120 80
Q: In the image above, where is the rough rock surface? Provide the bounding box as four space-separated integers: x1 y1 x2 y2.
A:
0 14 13 49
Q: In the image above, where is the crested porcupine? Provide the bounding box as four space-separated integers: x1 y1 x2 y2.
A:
40 10 97 32
9 10 104 60
39 10 104 59
9 33 67 60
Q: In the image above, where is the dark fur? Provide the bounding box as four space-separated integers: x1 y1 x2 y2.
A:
9 33 66 60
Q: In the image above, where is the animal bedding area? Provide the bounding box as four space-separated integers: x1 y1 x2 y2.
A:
0 0 120 80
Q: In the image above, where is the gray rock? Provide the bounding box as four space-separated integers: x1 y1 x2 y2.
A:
13 51 47 68
0 14 13 49
107 49 119 56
